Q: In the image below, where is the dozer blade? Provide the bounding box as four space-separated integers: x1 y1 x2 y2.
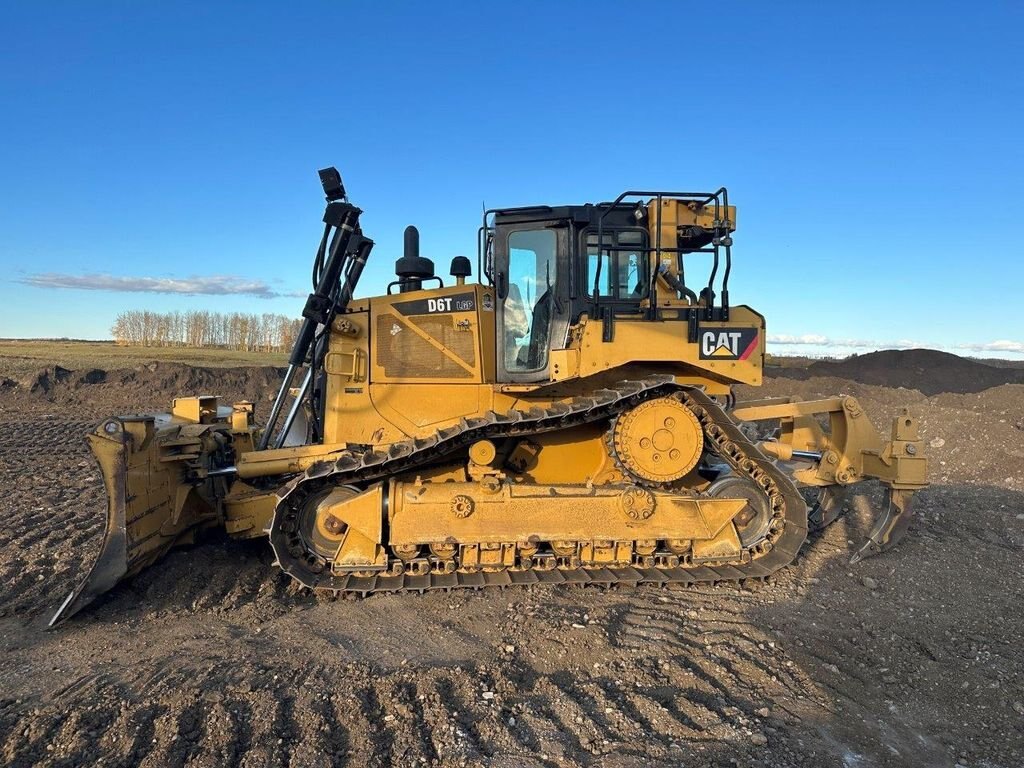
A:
50 416 221 626
850 487 916 564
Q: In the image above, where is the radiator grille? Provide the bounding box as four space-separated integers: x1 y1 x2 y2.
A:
376 313 476 379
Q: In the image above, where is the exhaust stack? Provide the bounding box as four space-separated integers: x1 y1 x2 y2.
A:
395 225 435 292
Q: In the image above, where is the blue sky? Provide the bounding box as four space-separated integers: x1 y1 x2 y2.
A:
1 2 1022 356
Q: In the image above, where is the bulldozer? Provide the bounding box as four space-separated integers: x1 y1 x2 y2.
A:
50 168 929 625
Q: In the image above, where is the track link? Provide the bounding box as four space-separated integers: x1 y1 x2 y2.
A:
269 375 808 593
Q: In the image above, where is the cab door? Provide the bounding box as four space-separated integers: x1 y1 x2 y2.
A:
492 222 569 383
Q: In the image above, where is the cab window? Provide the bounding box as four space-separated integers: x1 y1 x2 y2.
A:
505 229 557 372
585 230 647 300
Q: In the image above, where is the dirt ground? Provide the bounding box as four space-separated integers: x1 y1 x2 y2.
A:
1 352 1022 767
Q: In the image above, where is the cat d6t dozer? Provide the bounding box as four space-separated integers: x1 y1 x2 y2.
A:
51 168 929 625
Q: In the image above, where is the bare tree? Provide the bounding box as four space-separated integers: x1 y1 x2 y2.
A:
111 309 299 351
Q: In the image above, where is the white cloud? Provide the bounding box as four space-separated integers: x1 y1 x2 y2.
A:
767 334 900 349
768 333 1024 357
954 340 1024 354
766 333 828 345
20 272 304 299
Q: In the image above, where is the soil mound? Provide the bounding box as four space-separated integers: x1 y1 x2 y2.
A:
10 361 285 413
25 365 108 393
27 364 74 394
108 361 285 403
770 348 1024 395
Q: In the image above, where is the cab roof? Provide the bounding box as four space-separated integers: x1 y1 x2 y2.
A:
492 202 638 227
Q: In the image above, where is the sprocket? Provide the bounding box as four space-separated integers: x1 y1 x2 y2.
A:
609 396 704 485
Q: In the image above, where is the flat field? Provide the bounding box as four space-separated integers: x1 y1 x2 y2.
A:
0 346 1022 767
0 339 287 378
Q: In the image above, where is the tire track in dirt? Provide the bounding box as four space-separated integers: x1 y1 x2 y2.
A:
0 589 816 766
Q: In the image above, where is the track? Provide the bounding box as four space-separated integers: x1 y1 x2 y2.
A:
270 377 808 594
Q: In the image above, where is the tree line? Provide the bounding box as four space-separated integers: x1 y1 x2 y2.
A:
111 310 303 352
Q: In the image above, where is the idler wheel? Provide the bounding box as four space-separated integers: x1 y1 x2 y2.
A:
298 486 357 560
706 475 772 547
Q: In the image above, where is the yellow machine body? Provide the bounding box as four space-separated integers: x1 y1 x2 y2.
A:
315 288 764 448
51 184 928 625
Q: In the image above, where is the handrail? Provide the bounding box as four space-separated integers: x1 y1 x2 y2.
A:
594 189 731 320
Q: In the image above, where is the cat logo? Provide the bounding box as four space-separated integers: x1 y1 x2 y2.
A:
699 327 760 360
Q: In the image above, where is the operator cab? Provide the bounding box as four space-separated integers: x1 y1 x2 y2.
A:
483 191 734 383
484 203 648 382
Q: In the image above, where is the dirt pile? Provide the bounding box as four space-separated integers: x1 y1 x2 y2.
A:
770 348 1024 395
6 361 285 414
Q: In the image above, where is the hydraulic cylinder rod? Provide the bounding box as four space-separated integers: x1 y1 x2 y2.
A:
259 201 361 449
274 367 314 449
258 362 298 450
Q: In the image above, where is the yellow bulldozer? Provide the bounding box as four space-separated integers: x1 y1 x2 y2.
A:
51 168 929 625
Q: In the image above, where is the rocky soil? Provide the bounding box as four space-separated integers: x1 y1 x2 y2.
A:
1 352 1022 767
